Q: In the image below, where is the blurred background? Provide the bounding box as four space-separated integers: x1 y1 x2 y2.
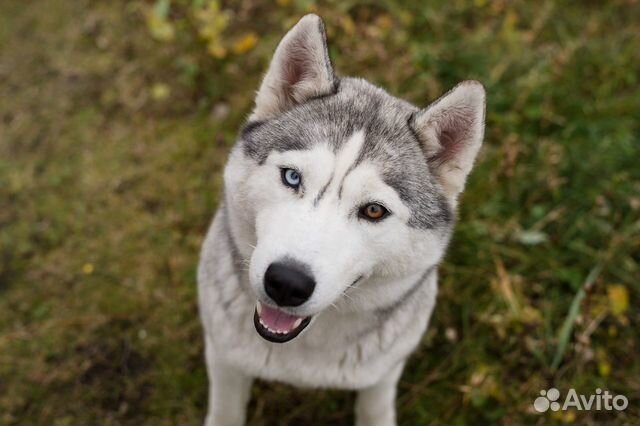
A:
0 0 638 425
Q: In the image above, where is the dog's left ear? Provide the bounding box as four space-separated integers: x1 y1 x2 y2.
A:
250 14 337 120
410 80 486 201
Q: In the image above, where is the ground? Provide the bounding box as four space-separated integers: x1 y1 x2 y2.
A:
0 0 638 425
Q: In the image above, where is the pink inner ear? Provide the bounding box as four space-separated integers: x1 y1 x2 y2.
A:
281 38 317 103
428 106 474 167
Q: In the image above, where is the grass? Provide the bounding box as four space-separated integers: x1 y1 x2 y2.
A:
0 0 638 425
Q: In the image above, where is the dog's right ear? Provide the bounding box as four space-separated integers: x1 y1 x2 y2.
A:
410 81 486 203
250 14 337 121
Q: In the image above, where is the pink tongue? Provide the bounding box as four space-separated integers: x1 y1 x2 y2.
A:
259 303 304 332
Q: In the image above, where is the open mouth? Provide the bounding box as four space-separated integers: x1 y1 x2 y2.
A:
253 302 312 343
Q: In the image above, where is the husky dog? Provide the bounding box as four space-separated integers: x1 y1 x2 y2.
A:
198 14 485 426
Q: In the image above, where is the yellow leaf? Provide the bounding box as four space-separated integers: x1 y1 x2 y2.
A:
82 263 94 275
208 42 227 59
501 9 519 37
398 11 413 26
376 14 393 33
151 83 170 101
607 284 629 316
210 0 222 12
199 26 216 41
340 15 356 35
146 13 175 42
563 410 577 423
596 348 611 377
521 306 542 324
232 33 258 55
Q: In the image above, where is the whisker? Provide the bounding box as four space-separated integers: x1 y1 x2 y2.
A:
341 291 356 302
340 292 358 310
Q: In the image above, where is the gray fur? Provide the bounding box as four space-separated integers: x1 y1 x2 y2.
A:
375 265 436 318
312 172 333 206
221 200 252 295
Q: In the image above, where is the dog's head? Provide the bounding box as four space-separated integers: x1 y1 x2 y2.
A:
223 15 485 343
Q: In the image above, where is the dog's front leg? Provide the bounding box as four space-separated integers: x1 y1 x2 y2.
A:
354 362 405 426
204 337 253 426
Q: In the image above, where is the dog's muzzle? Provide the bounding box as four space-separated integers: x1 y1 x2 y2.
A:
253 260 315 343
254 301 312 343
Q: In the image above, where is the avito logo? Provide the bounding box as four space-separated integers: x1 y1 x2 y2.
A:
534 388 628 413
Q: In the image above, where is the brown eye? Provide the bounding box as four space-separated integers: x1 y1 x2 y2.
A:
359 203 389 221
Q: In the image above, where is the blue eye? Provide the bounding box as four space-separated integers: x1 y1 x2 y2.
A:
281 168 301 189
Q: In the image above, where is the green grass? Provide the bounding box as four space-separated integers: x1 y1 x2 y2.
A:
1 0 638 425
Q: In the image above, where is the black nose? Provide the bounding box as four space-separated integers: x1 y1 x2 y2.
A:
264 261 316 307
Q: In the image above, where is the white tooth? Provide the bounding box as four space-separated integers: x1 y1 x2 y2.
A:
256 302 262 315
293 318 303 329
